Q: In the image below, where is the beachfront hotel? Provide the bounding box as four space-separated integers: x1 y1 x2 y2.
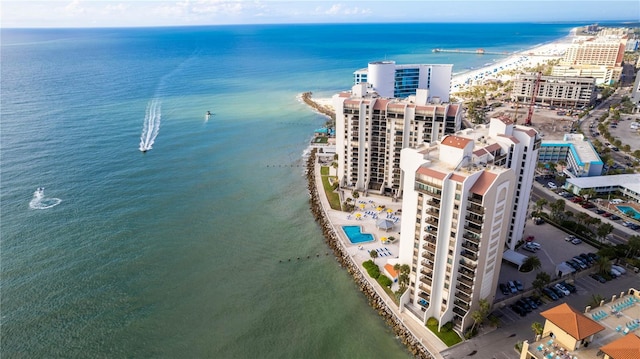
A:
396 117 541 334
353 61 453 101
511 73 597 109
551 36 626 85
332 84 462 197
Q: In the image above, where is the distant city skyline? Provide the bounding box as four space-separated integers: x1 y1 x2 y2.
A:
2 0 639 28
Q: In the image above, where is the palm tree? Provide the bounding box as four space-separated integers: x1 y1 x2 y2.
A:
369 249 378 263
531 322 544 340
522 256 542 272
596 255 610 275
532 272 551 294
535 198 547 213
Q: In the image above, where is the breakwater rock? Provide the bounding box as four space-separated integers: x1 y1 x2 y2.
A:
305 150 433 359
301 92 335 120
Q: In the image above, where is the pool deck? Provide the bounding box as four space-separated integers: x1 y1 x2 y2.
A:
315 158 449 358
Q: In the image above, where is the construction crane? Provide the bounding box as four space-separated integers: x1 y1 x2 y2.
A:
525 72 542 126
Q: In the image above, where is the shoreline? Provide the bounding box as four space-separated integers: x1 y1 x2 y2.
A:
451 28 577 92
305 149 435 359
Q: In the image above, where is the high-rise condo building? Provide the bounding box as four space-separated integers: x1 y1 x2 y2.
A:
397 117 541 333
562 38 625 67
353 61 453 101
333 84 462 196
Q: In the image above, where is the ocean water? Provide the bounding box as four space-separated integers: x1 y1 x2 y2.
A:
1 23 587 358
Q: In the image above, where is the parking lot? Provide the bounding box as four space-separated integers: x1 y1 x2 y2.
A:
495 216 601 303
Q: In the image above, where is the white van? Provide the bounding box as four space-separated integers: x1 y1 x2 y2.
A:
611 199 624 204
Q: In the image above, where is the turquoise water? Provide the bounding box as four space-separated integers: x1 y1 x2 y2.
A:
1 23 593 357
342 225 375 244
617 206 640 220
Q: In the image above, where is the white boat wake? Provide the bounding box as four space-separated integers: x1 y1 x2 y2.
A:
139 99 161 152
29 187 61 209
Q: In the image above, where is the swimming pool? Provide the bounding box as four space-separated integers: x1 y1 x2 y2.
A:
617 205 640 220
342 225 374 244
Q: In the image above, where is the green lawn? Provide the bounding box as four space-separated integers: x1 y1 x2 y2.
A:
426 323 462 346
320 166 341 210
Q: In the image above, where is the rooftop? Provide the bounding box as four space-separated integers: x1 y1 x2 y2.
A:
524 290 640 359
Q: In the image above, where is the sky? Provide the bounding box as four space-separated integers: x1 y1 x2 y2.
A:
2 0 639 28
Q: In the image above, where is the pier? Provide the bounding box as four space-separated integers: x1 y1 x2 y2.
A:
432 48 512 56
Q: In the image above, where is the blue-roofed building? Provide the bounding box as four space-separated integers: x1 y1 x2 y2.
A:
538 134 603 178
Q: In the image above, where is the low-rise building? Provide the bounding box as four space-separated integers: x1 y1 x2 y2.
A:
538 134 604 178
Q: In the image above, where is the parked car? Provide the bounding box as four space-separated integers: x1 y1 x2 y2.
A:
511 303 527 316
550 286 565 298
595 209 605 214
565 235 576 242
560 281 576 293
529 295 543 306
602 212 613 217
567 259 583 271
554 283 570 296
547 182 557 189
508 281 518 293
542 287 559 301
572 257 588 269
523 243 537 253
610 215 621 220
609 268 621 278
528 242 542 250
590 273 607 283
524 296 538 310
581 202 595 209
570 197 583 203
516 299 532 312
499 283 510 295
611 264 627 274
579 253 594 265
564 261 579 272
571 238 582 245
515 280 524 291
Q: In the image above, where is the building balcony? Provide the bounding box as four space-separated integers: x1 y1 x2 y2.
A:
463 224 482 235
468 195 483 205
461 241 479 252
423 233 437 244
465 214 483 225
422 242 436 252
462 233 480 244
453 306 467 317
461 251 478 261
425 217 439 227
420 276 432 286
427 199 441 207
419 284 431 293
426 208 439 216
421 252 435 261
418 291 430 301
466 203 484 215
420 267 433 276
459 259 477 271
456 284 472 297
458 267 475 280
456 290 471 303
457 276 473 287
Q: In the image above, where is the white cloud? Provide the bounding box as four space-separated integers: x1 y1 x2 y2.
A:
322 3 371 16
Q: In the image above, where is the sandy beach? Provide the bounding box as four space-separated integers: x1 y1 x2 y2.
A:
451 28 577 93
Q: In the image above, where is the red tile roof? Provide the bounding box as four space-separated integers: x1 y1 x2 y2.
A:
373 99 390 110
417 166 447 180
450 173 466 183
600 333 640 359
447 104 460 117
384 264 398 278
540 303 605 340
469 171 497 196
441 135 473 149
514 127 537 137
